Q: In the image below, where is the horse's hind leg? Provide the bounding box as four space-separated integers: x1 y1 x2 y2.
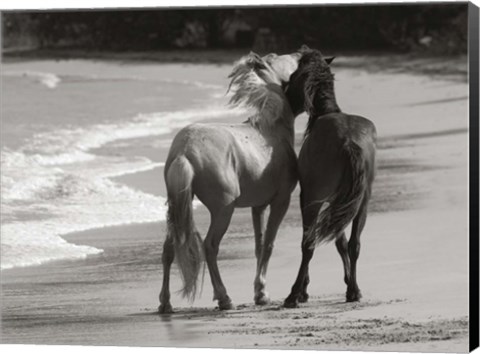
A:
298 273 310 303
254 195 291 305
159 235 175 314
346 201 368 302
335 232 351 286
297 231 350 304
204 205 235 310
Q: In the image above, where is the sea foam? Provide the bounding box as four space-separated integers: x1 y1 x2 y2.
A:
2 71 62 88
1 105 245 270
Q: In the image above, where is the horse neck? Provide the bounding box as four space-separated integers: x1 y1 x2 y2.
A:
310 82 341 117
277 106 296 145
304 82 341 137
249 87 296 145
252 105 295 146
278 90 297 144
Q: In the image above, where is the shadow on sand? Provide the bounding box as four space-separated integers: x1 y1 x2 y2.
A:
127 295 406 321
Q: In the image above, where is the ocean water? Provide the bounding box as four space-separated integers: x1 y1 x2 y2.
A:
1 60 242 270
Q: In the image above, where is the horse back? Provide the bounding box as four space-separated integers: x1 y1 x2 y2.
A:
298 112 376 203
165 122 297 209
304 112 376 157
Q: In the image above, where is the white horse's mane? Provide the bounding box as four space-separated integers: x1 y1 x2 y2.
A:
227 53 288 131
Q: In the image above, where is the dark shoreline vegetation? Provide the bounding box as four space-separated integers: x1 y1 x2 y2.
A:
3 3 467 56
2 3 468 82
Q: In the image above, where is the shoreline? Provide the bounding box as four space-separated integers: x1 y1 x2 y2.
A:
3 49 467 81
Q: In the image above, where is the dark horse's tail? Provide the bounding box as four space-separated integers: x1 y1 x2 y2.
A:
304 141 367 247
165 156 204 301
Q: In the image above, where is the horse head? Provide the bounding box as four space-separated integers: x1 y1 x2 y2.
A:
285 46 336 117
228 51 300 92
262 52 301 85
227 51 300 124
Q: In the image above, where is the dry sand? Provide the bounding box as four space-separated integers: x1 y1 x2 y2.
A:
1 57 470 352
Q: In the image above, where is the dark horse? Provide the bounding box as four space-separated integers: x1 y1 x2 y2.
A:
283 47 376 308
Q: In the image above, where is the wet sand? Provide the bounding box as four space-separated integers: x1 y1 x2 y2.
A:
1 58 470 351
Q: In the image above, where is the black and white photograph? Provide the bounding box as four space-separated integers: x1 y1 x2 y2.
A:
1 1 479 353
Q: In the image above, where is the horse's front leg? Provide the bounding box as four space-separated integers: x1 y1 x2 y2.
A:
283 230 315 308
254 195 291 305
252 206 267 272
204 205 235 310
284 202 318 308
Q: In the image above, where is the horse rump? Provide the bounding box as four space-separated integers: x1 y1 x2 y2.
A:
304 141 368 247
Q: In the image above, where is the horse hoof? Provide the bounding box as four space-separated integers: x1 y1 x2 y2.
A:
218 297 234 311
283 300 299 308
254 293 271 306
346 290 362 302
283 297 299 308
298 292 309 303
158 303 174 314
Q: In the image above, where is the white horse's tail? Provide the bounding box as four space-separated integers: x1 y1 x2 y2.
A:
165 156 204 301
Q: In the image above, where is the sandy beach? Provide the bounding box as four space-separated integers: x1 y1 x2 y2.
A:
1 55 470 351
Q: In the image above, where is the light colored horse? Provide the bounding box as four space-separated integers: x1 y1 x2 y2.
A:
159 52 300 313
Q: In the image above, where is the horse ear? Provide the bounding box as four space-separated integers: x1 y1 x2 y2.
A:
299 44 311 52
325 56 335 65
247 52 267 70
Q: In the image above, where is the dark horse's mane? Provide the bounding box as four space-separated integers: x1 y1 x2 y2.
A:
296 49 341 138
